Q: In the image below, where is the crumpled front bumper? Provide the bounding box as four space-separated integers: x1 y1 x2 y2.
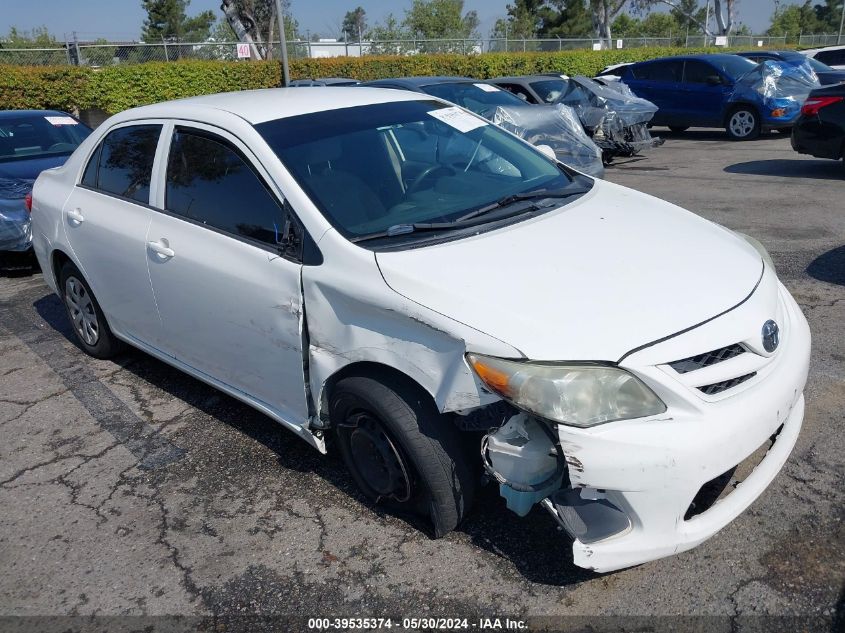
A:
553 282 810 572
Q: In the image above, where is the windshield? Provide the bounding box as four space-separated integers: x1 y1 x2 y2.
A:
256 100 587 245
418 82 525 115
711 56 758 80
0 114 91 163
530 79 569 103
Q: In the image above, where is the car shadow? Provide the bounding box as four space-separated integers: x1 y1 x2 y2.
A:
724 158 844 179
31 292 598 587
807 245 845 286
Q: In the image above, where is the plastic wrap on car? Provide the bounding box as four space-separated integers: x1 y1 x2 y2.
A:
491 103 604 178
0 179 33 252
554 76 662 156
729 60 820 120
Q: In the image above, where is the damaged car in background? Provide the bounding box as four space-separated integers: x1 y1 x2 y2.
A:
490 73 664 163
0 110 91 269
30 88 810 573
360 76 605 178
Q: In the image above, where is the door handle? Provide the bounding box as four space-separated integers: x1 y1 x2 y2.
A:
147 239 175 259
66 207 84 224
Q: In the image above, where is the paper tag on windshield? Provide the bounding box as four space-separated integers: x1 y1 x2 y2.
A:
427 106 487 133
473 82 500 92
44 116 78 126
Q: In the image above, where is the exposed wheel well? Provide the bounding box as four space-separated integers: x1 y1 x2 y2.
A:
319 361 437 428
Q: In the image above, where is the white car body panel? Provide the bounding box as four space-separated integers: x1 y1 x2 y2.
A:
801 45 845 70
376 179 762 362
30 87 811 572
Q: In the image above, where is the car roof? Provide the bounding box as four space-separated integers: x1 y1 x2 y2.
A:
365 76 478 89
633 53 744 64
737 50 802 58
489 75 565 83
0 109 72 119
108 87 432 125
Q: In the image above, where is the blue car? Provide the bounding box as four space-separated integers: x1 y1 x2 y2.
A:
0 110 91 265
619 54 814 140
736 50 845 86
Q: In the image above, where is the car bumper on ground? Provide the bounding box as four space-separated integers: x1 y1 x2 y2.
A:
548 282 810 572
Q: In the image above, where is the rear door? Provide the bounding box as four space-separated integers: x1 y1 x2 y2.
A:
61 122 164 345
680 60 732 127
624 60 683 125
145 122 309 425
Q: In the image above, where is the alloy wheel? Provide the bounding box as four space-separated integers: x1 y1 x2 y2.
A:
64 276 99 346
729 110 756 138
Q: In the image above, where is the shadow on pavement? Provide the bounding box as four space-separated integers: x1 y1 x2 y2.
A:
724 158 844 180
31 291 596 587
807 245 845 286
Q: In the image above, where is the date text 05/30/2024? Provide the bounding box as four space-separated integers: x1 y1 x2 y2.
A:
307 618 528 630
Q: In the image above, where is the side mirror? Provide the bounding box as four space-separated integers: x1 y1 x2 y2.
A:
705 75 723 86
535 144 557 161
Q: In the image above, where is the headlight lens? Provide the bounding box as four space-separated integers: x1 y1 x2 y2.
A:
467 354 666 428
736 232 775 274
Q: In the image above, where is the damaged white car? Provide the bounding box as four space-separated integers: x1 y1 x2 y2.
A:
30 88 810 572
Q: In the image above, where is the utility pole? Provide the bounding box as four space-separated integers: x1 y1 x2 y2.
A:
838 0 844 45
274 0 290 86
704 0 711 45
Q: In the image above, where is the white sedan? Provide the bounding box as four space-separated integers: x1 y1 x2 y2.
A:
30 87 810 572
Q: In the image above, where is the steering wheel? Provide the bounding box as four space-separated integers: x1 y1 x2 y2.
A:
405 164 456 195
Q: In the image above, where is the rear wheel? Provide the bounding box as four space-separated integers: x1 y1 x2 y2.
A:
726 106 761 140
59 261 122 359
668 125 689 133
331 375 475 537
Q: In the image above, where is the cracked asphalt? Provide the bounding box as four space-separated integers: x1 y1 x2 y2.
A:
0 128 843 632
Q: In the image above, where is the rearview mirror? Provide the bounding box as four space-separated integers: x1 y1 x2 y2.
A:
535 144 557 160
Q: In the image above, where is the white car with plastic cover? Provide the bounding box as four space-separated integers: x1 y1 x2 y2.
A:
30 87 810 572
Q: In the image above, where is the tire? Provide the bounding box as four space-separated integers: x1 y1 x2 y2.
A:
331 374 475 538
726 106 761 140
668 125 689 133
59 261 122 359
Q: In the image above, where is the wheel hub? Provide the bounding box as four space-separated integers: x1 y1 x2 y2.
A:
730 111 755 137
345 413 412 502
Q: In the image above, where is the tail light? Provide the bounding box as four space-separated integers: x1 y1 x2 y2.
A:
24 191 32 213
801 96 843 117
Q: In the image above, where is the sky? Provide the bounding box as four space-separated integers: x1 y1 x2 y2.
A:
0 1 805 42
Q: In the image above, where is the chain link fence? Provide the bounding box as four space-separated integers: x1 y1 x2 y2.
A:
0 34 838 67
797 33 844 47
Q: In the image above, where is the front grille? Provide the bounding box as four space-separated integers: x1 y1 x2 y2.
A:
698 372 756 395
669 343 746 374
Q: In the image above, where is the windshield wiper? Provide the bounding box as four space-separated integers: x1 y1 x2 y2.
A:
350 186 590 244
455 186 591 223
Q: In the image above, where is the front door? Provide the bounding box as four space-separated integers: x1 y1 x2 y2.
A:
146 124 308 424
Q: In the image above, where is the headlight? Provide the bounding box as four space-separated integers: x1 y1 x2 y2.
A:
736 231 775 274
467 354 666 428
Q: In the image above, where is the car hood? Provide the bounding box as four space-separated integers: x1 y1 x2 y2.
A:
375 180 763 361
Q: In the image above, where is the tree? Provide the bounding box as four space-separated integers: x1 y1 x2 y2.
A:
631 0 737 36
768 1 823 36
813 0 844 31
341 7 367 41
403 0 480 39
538 0 595 37
590 0 630 45
367 13 412 54
491 0 545 39
219 0 299 60
141 0 214 42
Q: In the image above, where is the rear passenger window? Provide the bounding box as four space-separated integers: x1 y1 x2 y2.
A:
95 125 161 203
165 130 285 247
683 60 719 84
634 61 682 82
815 50 843 65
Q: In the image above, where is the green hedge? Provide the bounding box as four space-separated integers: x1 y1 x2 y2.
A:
0 47 745 114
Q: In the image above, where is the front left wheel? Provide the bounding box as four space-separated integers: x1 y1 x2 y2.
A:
59 261 122 359
726 106 761 140
331 374 475 538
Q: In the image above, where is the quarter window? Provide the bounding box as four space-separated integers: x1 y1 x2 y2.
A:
93 125 161 203
634 60 682 82
165 130 287 248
